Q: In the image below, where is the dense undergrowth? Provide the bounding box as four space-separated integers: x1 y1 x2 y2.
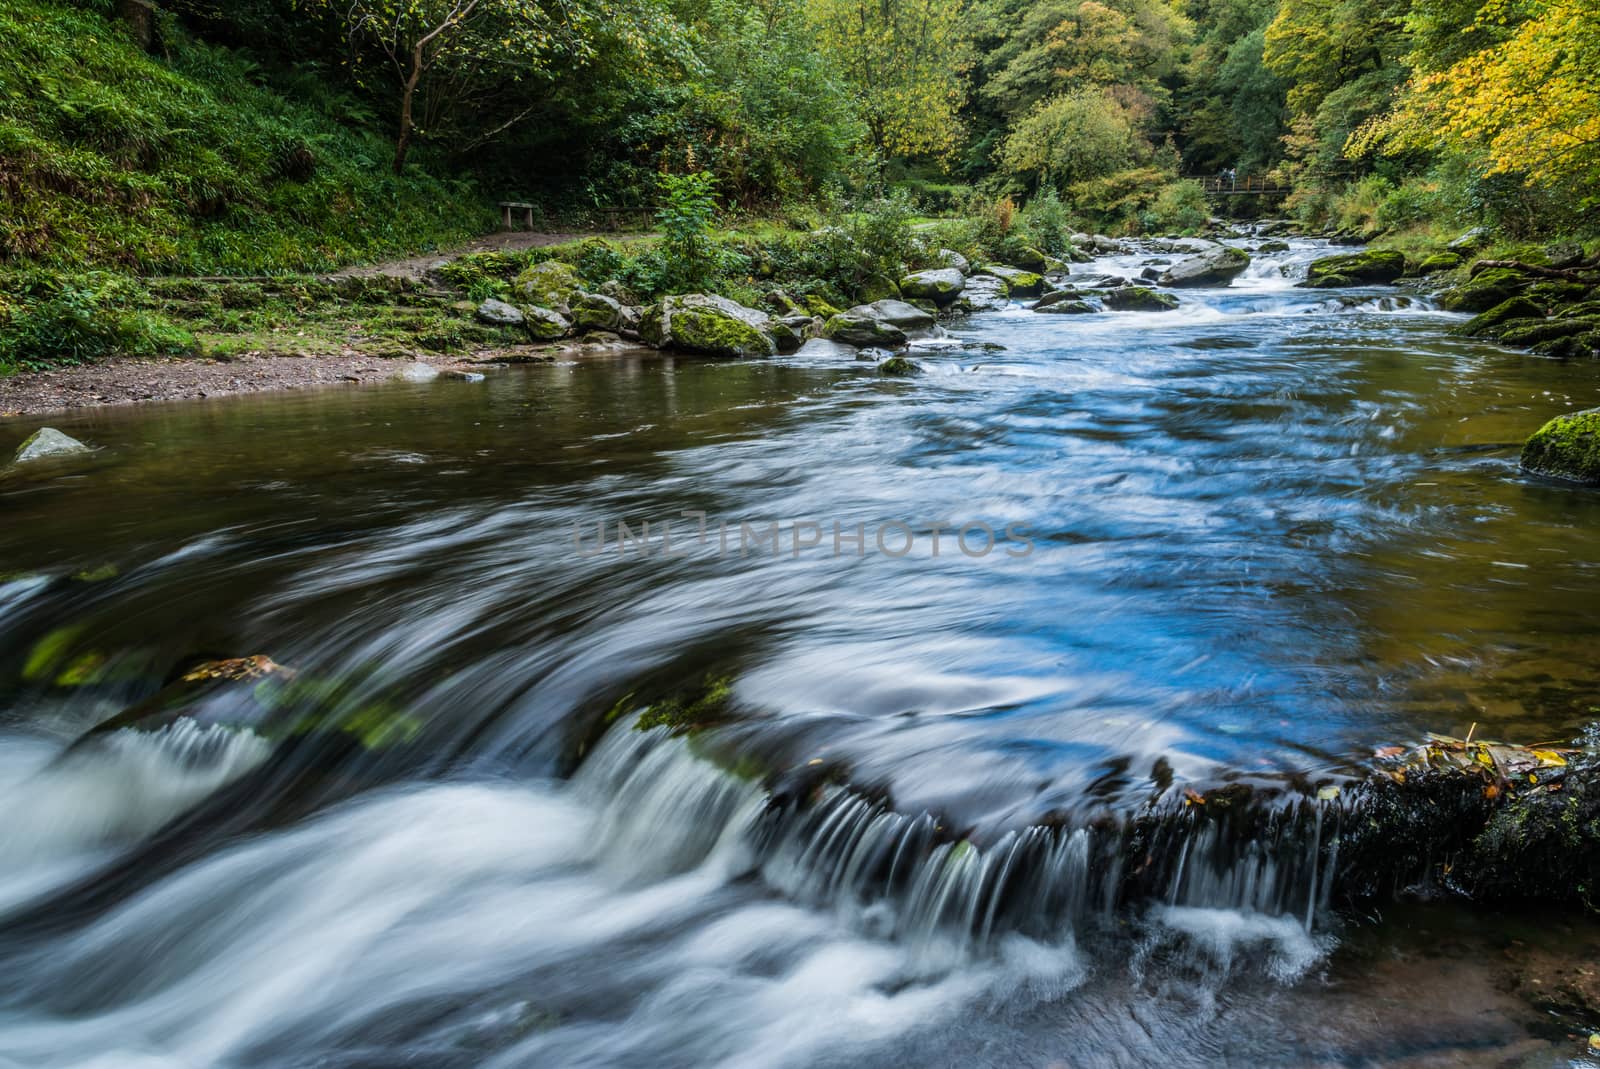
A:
0 0 488 275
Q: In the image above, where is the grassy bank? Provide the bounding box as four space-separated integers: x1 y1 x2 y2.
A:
0 0 492 372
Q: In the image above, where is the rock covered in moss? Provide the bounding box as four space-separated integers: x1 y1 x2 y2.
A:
13 427 91 464
1102 286 1180 312
475 298 523 327
1461 296 1546 338
1521 408 1600 485
823 311 908 348
514 261 583 314
1035 298 1097 315
961 274 1011 312
877 356 921 376
938 249 971 275
986 265 1045 297
1415 251 1463 275
1301 249 1408 288
899 268 965 305
1439 266 1534 312
571 292 635 333
1158 246 1251 288
523 305 572 341
855 273 901 303
639 294 780 358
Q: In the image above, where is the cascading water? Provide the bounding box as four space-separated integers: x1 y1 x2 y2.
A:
1 236 1597 1066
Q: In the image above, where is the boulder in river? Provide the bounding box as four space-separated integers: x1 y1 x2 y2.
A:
1300 249 1408 288
1521 408 1600 485
1439 266 1536 313
1101 286 1180 312
514 261 583 315
1461 296 1545 339
1063 272 1128 290
961 274 1011 312
1158 246 1251 288
639 294 783 357
475 298 524 327
877 356 921 376
523 305 572 341
985 266 1045 297
1034 299 1097 315
823 310 908 349
13 428 91 464
859 299 936 332
898 269 965 306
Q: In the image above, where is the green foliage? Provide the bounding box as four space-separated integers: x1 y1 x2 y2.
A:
0 0 489 276
1015 190 1073 256
997 89 1143 195
0 272 194 371
656 171 721 291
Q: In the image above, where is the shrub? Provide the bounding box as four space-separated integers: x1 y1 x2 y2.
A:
656 171 720 291
0 271 195 370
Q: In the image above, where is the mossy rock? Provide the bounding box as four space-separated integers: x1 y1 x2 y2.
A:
877 356 921 376
513 261 583 314
985 266 1045 297
823 312 908 348
1440 267 1535 312
1526 281 1591 305
1500 317 1599 347
855 273 901 303
1009 246 1050 271
79 655 425 752
1102 286 1179 312
803 293 842 319
646 294 778 358
633 675 735 734
1461 296 1546 339
13 427 91 464
1302 249 1407 287
1532 331 1600 360
521 305 572 341
1034 299 1097 315
1521 408 1600 485
899 268 964 305
1414 251 1463 275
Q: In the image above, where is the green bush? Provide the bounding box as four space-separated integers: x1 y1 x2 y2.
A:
656 171 721 291
0 272 195 371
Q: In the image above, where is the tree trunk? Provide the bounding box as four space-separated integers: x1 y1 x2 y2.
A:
393 46 424 175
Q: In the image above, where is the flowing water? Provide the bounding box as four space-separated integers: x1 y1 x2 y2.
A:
2 239 1599 1067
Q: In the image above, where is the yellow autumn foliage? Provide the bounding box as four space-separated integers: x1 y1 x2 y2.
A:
1351 0 1600 190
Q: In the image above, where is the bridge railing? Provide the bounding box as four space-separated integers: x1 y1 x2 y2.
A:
1196 175 1291 196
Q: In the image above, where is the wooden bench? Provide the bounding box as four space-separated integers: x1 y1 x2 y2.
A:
499 201 536 230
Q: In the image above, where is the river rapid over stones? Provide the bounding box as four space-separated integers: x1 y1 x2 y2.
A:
2 237 1599 1067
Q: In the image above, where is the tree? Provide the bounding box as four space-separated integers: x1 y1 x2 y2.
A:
808 0 971 159
997 87 1141 193
310 0 607 172
1353 0 1600 196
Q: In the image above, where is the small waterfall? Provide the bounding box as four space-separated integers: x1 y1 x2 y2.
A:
574 723 1341 955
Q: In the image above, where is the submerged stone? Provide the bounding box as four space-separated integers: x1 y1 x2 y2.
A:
13 427 91 463
1521 408 1600 485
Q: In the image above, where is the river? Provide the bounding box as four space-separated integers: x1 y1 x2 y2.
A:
1 239 1598 1067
